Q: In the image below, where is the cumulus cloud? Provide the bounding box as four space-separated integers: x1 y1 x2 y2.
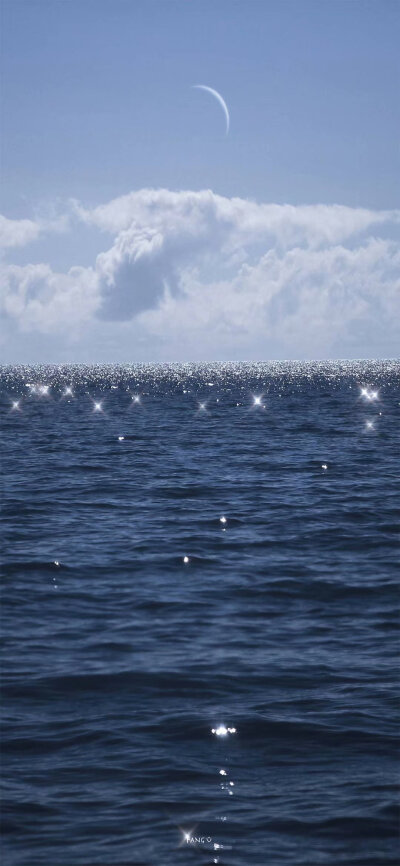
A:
75 188 400 324
1 263 99 333
0 211 70 252
1 188 399 358
74 188 397 246
0 215 42 250
140 236 400 358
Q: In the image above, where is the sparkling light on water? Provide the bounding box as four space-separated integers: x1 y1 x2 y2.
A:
2 359 397 864
211 725 236 736
360 386 379 401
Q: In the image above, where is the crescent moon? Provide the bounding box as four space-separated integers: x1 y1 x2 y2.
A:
193 85 230 134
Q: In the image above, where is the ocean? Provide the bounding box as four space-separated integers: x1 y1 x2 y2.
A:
1 361 399 866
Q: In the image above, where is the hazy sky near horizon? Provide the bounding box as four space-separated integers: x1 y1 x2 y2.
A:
1 0 399 362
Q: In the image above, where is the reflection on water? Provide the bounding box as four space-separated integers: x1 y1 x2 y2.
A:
1 361 399 866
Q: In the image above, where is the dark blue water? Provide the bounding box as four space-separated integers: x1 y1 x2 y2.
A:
1 362 399 866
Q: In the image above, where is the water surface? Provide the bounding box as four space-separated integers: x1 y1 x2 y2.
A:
1 361 399 865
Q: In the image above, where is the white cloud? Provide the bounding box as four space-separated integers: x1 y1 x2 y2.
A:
0 215 42 250
1 188 399 358
1 263 99 333
140 236 399 358
75 188 398 247
0 211 70 252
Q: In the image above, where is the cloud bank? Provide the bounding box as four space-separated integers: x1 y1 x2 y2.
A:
1 189 399 360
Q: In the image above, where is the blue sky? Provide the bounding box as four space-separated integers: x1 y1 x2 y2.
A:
1 0 399 362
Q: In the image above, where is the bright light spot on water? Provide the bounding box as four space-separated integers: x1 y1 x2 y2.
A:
118 436 125 441
219 769 227 775
199 402 206 411
11 400 20 411
212 725 236 736
183 556 190 564
366 421 374 430
322 464 328 470
64 386 73 397
360 386 379 401
38 385 50 396
212 725 227 736
180 827 196 847
253 395 262 406
54 561 60 567
219 516 227 524
132 395 140 403
93 402 103 412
